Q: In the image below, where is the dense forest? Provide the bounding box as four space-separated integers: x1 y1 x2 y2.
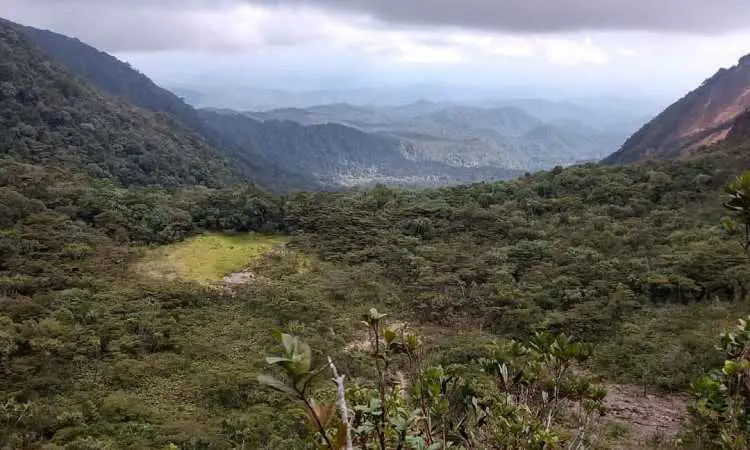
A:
0 25 241 189
200 109 521 188
249 102 631 172
3 122 750 448
3 15 750 450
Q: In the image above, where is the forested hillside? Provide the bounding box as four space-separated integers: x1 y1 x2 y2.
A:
3 100 750 447
5 17 638 190
4 18 518 190
1 18 322 192
4 13 750 450
200 109 521 187
0 23 238 188
0 18 208 135
251 101 633 171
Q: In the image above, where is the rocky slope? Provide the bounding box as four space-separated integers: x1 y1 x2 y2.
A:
604 54 750 164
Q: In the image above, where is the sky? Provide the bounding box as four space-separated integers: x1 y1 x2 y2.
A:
3 0 750 103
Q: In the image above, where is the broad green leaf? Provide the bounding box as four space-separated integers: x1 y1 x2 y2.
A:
281 333 297 354
266 356 292 366
257 374 297 396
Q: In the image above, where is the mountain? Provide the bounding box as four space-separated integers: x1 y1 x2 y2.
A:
164 84 529 111
200 109 521 187
410 106 543 137
0 21 238 188
729 109 750 140
7 13 750 450
0 18 209 135
604 54 750 164
1 17 322 192
6 18 522 189
253 102 630 171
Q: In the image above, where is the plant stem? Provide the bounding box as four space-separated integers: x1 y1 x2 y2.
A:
300 393 335 450
373 323 387 450
329 356 353 450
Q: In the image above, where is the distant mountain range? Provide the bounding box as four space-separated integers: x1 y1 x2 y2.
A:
243 100 642 172
1 16 655 192
169 83 665 117
5 18 529 189
604 54 750 165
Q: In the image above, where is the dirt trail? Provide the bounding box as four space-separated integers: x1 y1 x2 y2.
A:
603 384 689 447
222 271 256 284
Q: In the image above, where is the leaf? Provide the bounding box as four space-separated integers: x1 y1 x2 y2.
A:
367 308 387 321
333 422 349 449
257 374 298 396
722 216 738 233
281 333 297 354
311 401 335 428
384 327 397 344
266 356 292 366
298 340 312 373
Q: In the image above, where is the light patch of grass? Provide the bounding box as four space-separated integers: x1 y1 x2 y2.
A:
136 233 288 283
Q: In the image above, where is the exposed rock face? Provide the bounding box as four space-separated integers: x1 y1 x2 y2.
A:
728 109 750 141
604 54 750 164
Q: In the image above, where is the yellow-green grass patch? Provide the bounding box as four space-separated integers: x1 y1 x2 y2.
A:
135 233 288 283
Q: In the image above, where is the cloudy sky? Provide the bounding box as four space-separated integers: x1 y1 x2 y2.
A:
3 0 750 102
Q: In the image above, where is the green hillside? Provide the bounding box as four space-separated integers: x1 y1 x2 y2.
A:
4 105 750 447
199 109 522 187
0 24 239 188
3 14 750 450
256 102 631 172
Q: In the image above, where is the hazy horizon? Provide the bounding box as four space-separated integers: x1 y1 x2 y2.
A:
2 0 749 109
163 82 670 117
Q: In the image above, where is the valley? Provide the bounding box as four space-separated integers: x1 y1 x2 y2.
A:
1 11 750 450
1 18 652 190
243 100 639 173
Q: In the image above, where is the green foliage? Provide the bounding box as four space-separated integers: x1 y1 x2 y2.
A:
690 317 750 449
723 170 750 256
0 23 239 188
259 310 606 449
3 31 750 447
689 170 750 449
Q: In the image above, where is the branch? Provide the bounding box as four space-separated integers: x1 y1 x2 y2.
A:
328 356 353 450
300 393 335 450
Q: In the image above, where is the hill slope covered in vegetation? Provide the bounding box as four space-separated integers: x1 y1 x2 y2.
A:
249 101 632 171
0 22 239 188
4 107 750 447
4 15 750 450
5 18 521 190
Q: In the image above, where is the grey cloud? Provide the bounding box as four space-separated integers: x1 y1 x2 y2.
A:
1 0 257 51
3 0 750 54
255 0 750 33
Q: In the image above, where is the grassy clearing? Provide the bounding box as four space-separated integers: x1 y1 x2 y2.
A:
135 233 289 283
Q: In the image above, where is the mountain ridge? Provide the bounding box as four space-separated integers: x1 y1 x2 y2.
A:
0 17 324 191
5 17 523 190
604 53 750 164
251 101 631 171
0 21 240 188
